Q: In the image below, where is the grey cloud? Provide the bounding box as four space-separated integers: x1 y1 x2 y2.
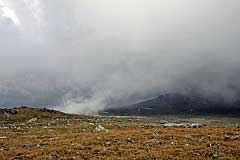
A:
0 0 240 113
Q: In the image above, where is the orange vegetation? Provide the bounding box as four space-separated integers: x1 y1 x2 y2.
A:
0 108 239 160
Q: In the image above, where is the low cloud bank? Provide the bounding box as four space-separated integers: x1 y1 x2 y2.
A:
0 0 240 113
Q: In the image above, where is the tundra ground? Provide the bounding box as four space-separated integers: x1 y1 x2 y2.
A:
0 108 240 160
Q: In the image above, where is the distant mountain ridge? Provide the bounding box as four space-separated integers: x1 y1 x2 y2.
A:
100 93 240 116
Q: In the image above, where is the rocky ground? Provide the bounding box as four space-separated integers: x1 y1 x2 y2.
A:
0 107 240 160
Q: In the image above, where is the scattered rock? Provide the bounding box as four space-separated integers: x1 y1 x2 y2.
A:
210 151 224 159
208 142 220 148
190 123 202 128
159 120 168 124
198 137 205 142
213 141 220 148
166 136 176 140
0 108 17 116
224 132 240 141
0 136 8 139
0 147 17 151
144 142 153 148
163 123 203 128
127 138 135 143
81 128 86 132
39 108 59 113
208 143 212 147
22 144 40 148
95 125 108 132
105 142 111 146
159 141 168 145
184 135 193 140
27 118 38 123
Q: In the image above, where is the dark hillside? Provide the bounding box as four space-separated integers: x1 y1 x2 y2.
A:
100 93 240 116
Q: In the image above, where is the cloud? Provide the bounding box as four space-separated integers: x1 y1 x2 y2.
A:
0 0 240 113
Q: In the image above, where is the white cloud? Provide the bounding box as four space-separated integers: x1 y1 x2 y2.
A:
0 5 20 25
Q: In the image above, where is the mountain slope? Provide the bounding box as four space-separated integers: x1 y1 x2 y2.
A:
100 93 240 116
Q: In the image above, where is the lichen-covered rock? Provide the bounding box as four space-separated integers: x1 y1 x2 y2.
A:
95 124 108 132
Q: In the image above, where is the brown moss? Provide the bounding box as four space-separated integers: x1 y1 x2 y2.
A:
0 108 239 159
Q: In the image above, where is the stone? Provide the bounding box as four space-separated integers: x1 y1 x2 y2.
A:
105 142 111 146
163 123 203 128
0 136 8 139
127 138 135 143
184 135 193 140
27 118 37 123
159 141 168 145
22 144 39 148
95 124 107 132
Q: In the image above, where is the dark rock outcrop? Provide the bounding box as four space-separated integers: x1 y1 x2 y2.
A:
0 108 17 116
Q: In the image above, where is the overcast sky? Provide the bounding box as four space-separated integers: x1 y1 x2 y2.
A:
0 0 240 113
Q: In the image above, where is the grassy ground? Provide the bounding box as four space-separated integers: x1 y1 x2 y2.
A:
0 108 239 159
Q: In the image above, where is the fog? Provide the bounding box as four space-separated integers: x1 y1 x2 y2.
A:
0 0 240 113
